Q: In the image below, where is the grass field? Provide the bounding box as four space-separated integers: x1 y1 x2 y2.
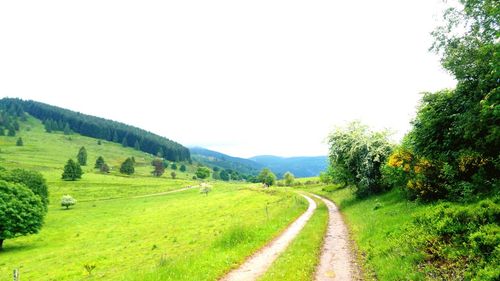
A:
303 185 435 280
0 118 309 280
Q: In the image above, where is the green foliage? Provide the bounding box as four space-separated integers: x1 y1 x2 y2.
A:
0 169 50 211
151 158 165 177
401 0 500 201
195 167 211 179
100 163 110 173
179 164 186 172
327 121 393 198
7 127 15 136
199 183 212 196
283 171 295 186
62 159 83 181
409 200 500 280
77 146 87 166
258 168 277 186
170 171 176 179
0 180 45 249
61 195 76 209
16 137 23 146
220 170 230 181
171 163 177 170
120 157 135 175
95 156 105 169
63 123 71 135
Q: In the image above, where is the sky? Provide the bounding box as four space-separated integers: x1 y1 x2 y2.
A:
0 0 456 158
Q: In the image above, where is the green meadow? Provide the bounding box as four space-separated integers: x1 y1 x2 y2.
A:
0 118 309 280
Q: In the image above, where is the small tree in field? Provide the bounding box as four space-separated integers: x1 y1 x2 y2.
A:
199 183 212 196
151 158 165 177
283 172 295 186
258 168 276 186
171 163 177 170
120 158 135 175
95 156 105 169
195 167 211 179
77 146 87 166
62 159 83 181
0 180 45 250
180 164 187 172
171 171 177 179
16 137 23 146
61 195 76 209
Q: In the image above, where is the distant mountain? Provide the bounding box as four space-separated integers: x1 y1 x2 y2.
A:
190 147 264 175
250 155 328 178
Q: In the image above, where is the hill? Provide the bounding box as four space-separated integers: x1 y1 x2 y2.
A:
0 98 190 161
190 147 263 175
250 155 328 178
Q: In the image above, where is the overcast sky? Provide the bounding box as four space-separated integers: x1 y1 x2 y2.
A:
0 0 456 158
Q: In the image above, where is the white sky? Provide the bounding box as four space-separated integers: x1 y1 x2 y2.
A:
0 0 456 158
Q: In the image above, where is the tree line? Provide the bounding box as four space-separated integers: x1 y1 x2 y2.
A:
0 98 191 161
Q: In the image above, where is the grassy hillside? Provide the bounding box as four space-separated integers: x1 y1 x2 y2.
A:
190 147 263 175
0 117 308 280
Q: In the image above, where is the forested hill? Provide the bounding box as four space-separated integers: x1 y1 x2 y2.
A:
250 155 328 178
0 98 190 161
190 147 264 175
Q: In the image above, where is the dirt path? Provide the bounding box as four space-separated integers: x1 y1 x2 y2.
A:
220 194 317 281
310 194 360 281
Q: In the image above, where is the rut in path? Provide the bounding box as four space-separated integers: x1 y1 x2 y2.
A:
220 194 317 281
311 194 360 281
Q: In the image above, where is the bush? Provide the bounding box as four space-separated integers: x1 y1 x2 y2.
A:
120 158 135 175
195 167 211 179
61 195 76 209
408 200 500 280
327 121 393 198
62 159 83 181
0 169 49 211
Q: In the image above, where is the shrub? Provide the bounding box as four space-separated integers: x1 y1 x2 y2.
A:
408 200 500 280
61 195 76 209
120 158 135 175
62 159 83 181
195 167 211 179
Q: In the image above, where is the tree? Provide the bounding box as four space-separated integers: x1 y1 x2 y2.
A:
97 140 102 145
0 180 45 250
171 163 177 170
121 136 128 147
180 164 187 172
100 163 110 173
62 159 83 181
0 169 50 212
134 140 141 150
0 127 4 136
327 121 393 197
120 158 135 175
220 170 230 181
16 137 23 146
171 171 177 179
61 195 76 209
195 167 211 179
7 127 15 136
283 172 295 186
77 147 87 166
199 183 212 196
151 158 165 177
258 168 277 186
95 156 105 169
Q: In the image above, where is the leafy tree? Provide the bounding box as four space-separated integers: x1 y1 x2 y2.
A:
0 180 45 250
283 171 295 186
171 171 177 179
171 163 177 170
327 122 393 198
258 168 277 186
151 158 165 177
0 127 4 136
61 195 76 209
77 146 87 166
100 163 110 173
62 159 83 181
16 137 23 146
179 164 187 172
195 167 211 179
220 170 230 181
120 158 135 175
0 169 50 212
95 156 105 169
213 167 220 172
